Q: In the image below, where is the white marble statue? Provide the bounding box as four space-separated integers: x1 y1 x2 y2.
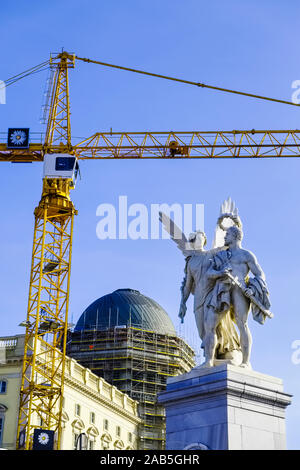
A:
159 198 272 369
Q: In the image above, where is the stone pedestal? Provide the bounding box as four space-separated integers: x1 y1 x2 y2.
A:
158 364 292 450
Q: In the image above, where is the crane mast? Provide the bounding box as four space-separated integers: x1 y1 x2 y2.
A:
16 52 77 450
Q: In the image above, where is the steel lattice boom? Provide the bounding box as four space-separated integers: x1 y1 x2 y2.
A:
1 129 300 162
74 129 300 159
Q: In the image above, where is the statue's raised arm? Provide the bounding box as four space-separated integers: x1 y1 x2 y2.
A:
159 211 198 258
212 197 242 248
159 210 208 323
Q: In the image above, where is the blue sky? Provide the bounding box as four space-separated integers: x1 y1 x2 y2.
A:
1 0 300 449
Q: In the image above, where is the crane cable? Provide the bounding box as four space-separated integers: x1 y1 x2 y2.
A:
75 55 300 108
2 55 299 108
1 60 49 89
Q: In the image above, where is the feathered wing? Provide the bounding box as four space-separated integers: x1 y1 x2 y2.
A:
212 197 242 248
159 211 192 257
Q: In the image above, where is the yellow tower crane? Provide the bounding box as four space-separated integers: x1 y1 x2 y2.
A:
0 51 300 450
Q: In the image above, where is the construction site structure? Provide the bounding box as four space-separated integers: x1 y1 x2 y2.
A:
66 289 195 450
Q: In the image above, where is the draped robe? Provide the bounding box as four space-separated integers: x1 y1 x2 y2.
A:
182 251 240 357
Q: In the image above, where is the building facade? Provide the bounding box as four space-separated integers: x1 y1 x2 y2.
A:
0 335 141 450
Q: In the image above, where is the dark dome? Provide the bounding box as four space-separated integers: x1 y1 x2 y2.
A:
74 288 176 335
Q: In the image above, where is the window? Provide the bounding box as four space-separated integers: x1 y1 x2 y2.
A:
90 412 95 424
104 419 109 431
89 440 94 450
73 433 79 449
128 432 132 443
0 417 3 446
116 426 121 437
0 381 7 394
102 440 109 450
0 405 7 447
55 156 76 172
75 404 81 417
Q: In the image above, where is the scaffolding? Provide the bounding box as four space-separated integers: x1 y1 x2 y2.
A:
66 325 195 450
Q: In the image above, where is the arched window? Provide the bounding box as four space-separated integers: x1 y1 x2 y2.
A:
100 432 112 450
86 425 99 451
71 418 85 450
114 439 124 450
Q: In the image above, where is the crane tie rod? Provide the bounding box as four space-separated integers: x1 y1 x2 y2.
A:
2 61 50 89
75 55 299 107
